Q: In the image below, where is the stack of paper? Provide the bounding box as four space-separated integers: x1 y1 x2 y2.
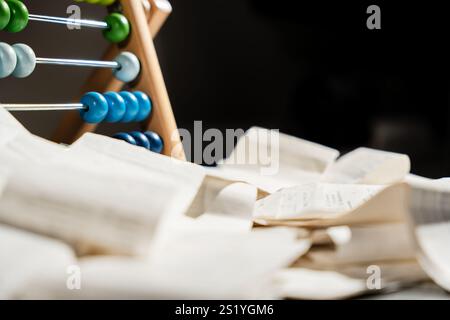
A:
0 111 310 299
1 110 449 299
223 132 446 299
0 108 207 256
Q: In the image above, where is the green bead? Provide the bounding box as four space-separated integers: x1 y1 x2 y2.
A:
103 13 130 43
4 0 28 33
0 0 11 30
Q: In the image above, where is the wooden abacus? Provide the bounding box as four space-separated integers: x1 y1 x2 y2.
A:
0 0 185 159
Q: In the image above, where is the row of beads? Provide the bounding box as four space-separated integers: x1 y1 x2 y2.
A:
113 131 164 154
80 91 152 124
0 42 140 82
75 0 116 6
0 0 130 43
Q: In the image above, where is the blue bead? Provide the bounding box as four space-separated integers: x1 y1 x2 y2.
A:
104 91 126 122
144 131 164 153
113 132 137 145
119 91 139 122
80 92 109 123
129 131 151 150
133 91 152 122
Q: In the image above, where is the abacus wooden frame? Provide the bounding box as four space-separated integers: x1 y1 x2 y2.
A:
52 0 184 160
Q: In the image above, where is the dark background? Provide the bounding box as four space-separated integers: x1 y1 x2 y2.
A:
1 0 449 177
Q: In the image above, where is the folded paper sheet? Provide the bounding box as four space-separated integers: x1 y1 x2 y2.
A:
0 225 75 299
216 127 339 193
407 178 450 292
252 145 412 227
307 224 416 266
273 261 428 300
321 147 410 185
22 215 310 299
254 182 409 227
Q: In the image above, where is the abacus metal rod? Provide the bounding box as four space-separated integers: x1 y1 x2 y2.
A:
36 58 120 69
1 104 86 112
28 14 108 30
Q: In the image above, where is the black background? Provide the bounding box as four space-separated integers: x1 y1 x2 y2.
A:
0 299 445 318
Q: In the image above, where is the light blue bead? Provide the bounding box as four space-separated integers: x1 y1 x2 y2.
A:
104 91 126 122
119 91 139 122
144 131 164 153
113 133 137 145
113 52 140 83
130 131 151 150
133 91 152 122
12 43 36 78
80 92 109 123
0 42 17 78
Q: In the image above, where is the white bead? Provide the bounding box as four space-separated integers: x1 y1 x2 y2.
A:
0 42 17 79
12 43 36 78
113 52 140 83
